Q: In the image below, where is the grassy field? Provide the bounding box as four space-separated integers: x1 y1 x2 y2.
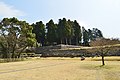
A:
0 57 120 80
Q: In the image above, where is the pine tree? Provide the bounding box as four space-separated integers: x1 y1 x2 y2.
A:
32 21 45 46
46 19 57 45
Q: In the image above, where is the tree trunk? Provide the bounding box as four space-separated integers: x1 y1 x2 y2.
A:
65 38 68 45
60 39 62 44
101 52 105 65
69 38 71 45
18 46 27 58
12 43 16 58
76 37 78 45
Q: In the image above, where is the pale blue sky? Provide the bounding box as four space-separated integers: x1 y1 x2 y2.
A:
0 0 120 38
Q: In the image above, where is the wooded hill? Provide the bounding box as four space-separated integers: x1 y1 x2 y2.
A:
0 17 119 59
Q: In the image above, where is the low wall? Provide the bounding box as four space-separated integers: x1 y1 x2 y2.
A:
40 49 94 57
35 45 90 57
35 45 120 57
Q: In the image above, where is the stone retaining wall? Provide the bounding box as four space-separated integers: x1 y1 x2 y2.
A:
34 45 120 57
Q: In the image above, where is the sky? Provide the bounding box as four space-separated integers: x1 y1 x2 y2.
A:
0 0 120 38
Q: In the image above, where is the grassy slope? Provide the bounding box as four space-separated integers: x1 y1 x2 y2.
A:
0 57 120 80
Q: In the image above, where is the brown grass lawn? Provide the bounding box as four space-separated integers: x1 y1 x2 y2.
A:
0 57 120 80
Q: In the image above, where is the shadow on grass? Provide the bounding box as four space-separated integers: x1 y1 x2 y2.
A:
80 64 114 70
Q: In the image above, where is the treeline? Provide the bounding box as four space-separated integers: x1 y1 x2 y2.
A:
32 18 103 46
0 17 103 58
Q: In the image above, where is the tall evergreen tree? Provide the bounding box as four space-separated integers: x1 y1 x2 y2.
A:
57 19 64 44
63 18 72 44
57 18 71 44
73 20 82 45
62 18 71 44
32 21 45 46
46 19 57 45
82 27 89 46
88 29 93 41
67 19 74 45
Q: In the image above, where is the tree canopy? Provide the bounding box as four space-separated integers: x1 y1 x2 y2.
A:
32 21 45 46
0 17 36 58
46 19 57 45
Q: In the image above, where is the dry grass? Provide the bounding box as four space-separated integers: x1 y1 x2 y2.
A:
0 57 120 80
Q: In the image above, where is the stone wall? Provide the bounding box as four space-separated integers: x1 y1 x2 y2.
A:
34 45 120 57
35 45 96 57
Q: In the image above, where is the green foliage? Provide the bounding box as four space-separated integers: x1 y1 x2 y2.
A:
82 27 89 46
0 17 104 59
88 28 103 41
0 17 36 58
31 18 103 46
57 18 69 44
73 20 82 45
57 18 82 45
32 21 45 46
46 19 58 45
67 19 74 45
